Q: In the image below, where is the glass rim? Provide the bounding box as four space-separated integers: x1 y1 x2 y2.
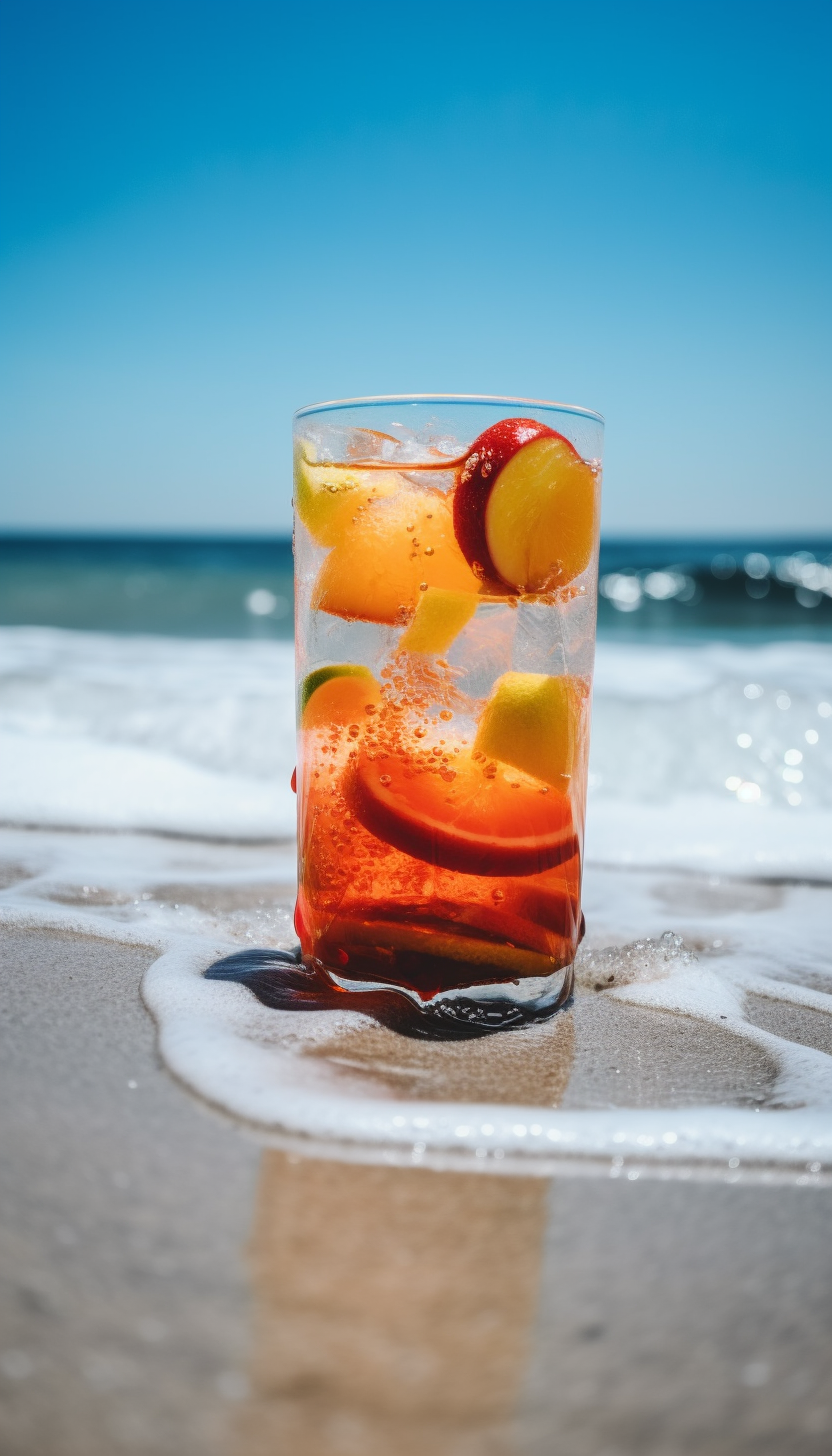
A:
294 392 604 425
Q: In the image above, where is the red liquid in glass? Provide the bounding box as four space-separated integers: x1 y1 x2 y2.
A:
296 688 585 1000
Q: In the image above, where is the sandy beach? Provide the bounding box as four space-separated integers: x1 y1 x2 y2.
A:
2 821 831 1454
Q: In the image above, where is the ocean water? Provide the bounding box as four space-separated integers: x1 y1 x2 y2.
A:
0 536 295 639
1 534 831 1180
1 534 831 640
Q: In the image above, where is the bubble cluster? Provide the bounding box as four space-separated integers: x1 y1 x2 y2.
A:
574 930 695 993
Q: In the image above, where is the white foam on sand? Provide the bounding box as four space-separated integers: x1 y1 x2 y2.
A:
135 921 832 1181
1 626 831 1180
2 827 831 1184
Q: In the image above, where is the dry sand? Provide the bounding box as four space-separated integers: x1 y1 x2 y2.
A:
2 922 831 1455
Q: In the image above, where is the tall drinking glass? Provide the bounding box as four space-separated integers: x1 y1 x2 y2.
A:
292 396 603 1017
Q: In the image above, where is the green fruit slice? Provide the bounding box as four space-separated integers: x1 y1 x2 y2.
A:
295 444 400 547
299 664 379 726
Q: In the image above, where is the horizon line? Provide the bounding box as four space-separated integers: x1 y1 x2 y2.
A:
1 528 831 547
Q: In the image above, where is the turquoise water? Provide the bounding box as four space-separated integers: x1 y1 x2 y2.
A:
1 534 830 642
0 536 295 639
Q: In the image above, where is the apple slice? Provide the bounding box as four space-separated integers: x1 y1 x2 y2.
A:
295 444 400 547
453 417 597 592
474 672 581 788
398 586 479 655
312 488 480 625
300 664 380 728
347 748 577 876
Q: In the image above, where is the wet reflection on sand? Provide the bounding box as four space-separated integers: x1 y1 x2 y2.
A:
235 1154 549 1456
232 1013 575 1453
306 1008 576 1105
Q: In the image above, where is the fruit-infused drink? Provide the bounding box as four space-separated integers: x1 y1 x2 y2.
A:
293 397 603 1006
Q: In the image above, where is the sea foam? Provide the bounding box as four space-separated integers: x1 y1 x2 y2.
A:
1 627 829 858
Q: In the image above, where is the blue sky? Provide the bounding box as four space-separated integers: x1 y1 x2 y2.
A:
1 0 830 536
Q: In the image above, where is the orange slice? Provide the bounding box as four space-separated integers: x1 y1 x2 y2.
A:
300 665 380 728
347 748 577 876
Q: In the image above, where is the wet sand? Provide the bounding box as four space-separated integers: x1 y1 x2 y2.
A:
0 927 256 1455
2 923 831 1455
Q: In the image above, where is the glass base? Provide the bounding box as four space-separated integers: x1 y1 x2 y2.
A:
206 946 574 1041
